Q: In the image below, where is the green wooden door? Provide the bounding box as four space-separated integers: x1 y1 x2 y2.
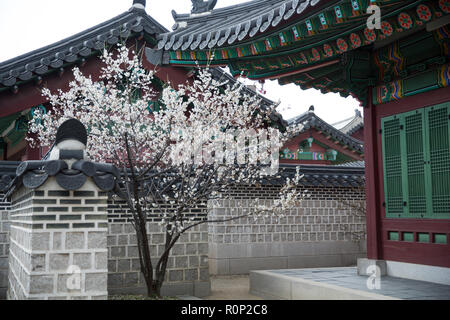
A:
426 103 450 219
381 103 450 219
381 115 404 218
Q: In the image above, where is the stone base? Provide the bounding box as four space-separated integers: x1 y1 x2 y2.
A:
108 280 211 298
357 258 387 276
210 242 366 275
249 270 396 300
386 261 450 285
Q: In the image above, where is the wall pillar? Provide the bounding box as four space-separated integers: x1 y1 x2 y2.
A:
7 177 108 300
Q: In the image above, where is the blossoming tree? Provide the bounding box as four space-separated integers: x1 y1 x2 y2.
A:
28 44 306 297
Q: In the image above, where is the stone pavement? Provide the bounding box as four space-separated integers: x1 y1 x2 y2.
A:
204 275 262 300
261 267 450 300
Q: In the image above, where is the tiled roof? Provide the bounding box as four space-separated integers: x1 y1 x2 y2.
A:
0 160 365 193
287 106 364 153
158 0 323 51
0 159 121 199
339 111 364 136
0 6 166 89
276 163 365 188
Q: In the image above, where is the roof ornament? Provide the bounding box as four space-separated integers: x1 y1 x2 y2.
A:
191 0 217 14
355 109 362 117
132 0 146 10
308 105 315 113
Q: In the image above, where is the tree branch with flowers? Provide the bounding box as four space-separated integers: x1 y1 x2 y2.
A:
28 43 307 297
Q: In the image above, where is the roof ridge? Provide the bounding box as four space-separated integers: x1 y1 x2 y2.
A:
0 7 166 87
173 0 284 23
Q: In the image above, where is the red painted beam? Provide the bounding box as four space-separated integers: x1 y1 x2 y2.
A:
0 57 103 118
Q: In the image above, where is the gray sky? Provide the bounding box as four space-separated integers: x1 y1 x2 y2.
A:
0 0 362 124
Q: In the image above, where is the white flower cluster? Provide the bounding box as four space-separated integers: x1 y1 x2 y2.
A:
28 43 308 235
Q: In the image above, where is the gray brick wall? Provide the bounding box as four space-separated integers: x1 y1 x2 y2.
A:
208 185 367 275
7 178 108 300
0 194 10 299
107 199 210 297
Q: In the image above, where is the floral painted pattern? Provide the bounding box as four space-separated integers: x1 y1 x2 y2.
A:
439 0 450 14
417 5 432 22
381 21 393 37
337 38 348 52
323 44 333 57
364 28 377 43
310 48 321 62
350 33 362 48
398 13 413 29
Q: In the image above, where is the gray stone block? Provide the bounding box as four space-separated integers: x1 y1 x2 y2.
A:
50 253 70 271
108 260 117 272
73 253 92 270
30 254 46 272
108 273 123 287
186 243 197 255
110 246 126 258
31 232 50 250
127 246 139 258
30 275 54 294
171 244 185 256
124 272 139 286
175 256 188 268
184 269 199 281
88 232 106 249
199 268 209 281
118 235 129 245
118 259 131 272
66 232 85 250
53 232 62 250
95 252 107 269
85 273 107 292
169 270 183 282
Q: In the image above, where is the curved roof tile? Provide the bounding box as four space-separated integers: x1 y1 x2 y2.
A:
158 0 324 52
0 6 166 88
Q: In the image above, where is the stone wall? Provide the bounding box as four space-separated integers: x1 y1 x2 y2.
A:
0 195 9 299
208 185 366 275
7 178 108 300
106 199 210 297
1 180 365 298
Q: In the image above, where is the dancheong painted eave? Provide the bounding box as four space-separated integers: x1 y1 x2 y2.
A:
151 0 450 105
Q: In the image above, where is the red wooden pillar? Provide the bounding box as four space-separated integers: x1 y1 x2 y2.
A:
364 88 382 260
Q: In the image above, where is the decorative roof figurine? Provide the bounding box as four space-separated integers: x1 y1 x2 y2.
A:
191 0 217 14
131 0 146 10
48 118 89 167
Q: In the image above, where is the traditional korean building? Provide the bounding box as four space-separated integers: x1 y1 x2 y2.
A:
151 0 450 277
0 0 369 298
281 105 364 165
0 0 285 162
